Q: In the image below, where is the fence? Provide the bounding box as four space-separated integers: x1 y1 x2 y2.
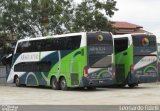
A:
0 66 7 84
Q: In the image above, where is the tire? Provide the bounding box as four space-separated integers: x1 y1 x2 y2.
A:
15 76 21 87
117 84 126 88
87 87 96 90
128 84 137 88
60 77 68 90
51 77 60 90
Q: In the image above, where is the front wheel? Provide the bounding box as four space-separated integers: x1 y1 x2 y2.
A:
15 76 21 87
60 77 68 90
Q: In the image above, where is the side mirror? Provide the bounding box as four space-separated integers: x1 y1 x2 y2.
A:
1 53 13 66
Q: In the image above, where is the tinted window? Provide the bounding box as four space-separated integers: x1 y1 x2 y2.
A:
16 41 31 53
89 55 112 68
41 35 81 51
14 61 51 72
114 37 128 54
16 35 81 53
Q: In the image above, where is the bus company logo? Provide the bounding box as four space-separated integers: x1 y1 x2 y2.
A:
142 37 149 47
21 53 39 61
97 34 104 41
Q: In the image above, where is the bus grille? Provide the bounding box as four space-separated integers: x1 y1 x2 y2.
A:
115 64 125 83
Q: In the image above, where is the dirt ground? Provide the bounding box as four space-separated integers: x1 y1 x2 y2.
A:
0 83 160 105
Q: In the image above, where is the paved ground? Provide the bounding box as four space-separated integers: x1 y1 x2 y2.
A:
0 83 160 105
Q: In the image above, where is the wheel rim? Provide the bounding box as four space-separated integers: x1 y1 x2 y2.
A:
60 79 66 89
52 80 56 88
16 77 19 85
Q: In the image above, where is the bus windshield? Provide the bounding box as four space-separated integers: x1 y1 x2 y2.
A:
87 32 113 68
132 35 157 56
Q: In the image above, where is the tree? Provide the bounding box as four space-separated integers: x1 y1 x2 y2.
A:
71 0 118 32
30 0 74 36
0 0 118 38
0 0 31 39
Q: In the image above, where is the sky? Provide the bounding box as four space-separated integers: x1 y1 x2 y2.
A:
110 0 160 37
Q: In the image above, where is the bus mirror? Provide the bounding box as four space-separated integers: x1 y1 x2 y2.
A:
81 49 84 56
123 52 127 56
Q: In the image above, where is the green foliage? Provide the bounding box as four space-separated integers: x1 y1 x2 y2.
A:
0 0 118 39
71 0 118 32
30 0 74 36
0 0 31 38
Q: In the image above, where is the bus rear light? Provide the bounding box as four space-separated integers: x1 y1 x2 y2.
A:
84 66 88 77
130 64 134 74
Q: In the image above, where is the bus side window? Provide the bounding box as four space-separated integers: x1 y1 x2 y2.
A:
16 43 22 53
114 37 128 54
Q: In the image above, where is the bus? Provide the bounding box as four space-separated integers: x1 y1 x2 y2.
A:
157 37 160 81
7 32 115 90
114 33 158 87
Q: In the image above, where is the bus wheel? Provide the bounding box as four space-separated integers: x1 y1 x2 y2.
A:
117 84 126 88
60 77 68 90
87 87 96 90
128 84 137 88
15 76 21 87
51 77 60 90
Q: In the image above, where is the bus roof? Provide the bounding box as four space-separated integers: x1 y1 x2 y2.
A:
17 32 87 43
113 33 155 38
17 31 112 43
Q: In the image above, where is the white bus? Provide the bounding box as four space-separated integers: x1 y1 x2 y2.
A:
157 36 160 81
114 33 158 87
7 32 115 90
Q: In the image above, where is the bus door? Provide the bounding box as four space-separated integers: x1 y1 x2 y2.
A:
132 35 158 83
86 32 114 86
114 37 129 84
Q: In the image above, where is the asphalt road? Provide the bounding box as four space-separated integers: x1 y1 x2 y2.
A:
0 83 160 105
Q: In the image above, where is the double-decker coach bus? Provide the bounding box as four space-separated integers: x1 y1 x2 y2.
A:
157 37 160 81
7 32 115 90
114 33 158 87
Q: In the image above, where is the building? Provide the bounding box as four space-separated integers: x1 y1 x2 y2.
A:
112 21 151 35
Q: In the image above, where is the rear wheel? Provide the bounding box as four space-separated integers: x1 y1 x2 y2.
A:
51 77 60 90
60 77 68 90
128 84 137 88
87 87 96 90
117 84 126 88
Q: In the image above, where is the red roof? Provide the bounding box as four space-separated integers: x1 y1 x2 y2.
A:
112 21 143 29
134 29 151 34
